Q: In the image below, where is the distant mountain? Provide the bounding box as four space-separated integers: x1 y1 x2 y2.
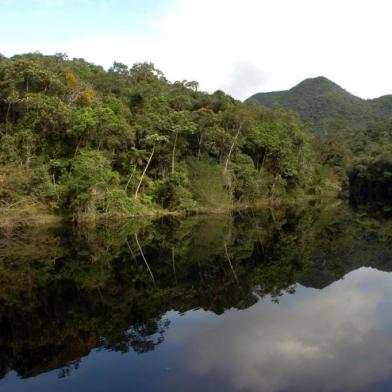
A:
248 76 392 134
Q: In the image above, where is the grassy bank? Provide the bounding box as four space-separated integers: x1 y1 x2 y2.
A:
0 190 340 231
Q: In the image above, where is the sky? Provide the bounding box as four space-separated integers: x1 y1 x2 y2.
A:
1 0 392 100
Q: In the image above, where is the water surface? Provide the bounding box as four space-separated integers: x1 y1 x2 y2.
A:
1 203 392 391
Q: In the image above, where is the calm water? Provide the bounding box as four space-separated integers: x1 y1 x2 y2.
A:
2 203 392 392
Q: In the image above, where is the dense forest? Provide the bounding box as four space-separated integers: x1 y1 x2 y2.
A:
0 53 334 225
249 76 392 134
1 53 391 226
249 77 392 204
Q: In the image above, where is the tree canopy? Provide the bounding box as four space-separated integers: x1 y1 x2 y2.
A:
0 53 324 222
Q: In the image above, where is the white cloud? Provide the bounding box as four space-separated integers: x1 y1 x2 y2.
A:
3 0 392 99
147 0 392 99
223 62 269 98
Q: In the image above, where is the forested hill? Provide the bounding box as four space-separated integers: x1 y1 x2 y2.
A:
248 76 392 134
1 53 333 225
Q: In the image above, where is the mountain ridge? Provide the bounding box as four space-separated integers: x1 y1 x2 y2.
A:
248 77 392 134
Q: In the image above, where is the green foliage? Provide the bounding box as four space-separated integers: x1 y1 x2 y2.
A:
250 77 392 201
102 189 147 216
152 164 197 210
232 153 258 201
60 150 119 216
0 53 321 222
249 76 392 135
31 164 57 200
0 165 32 203
347 121 392 203
187 157 232 209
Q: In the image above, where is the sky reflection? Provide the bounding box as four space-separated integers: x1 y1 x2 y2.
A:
176 268 392 392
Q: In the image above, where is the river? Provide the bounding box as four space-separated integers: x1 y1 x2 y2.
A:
1 202 392 391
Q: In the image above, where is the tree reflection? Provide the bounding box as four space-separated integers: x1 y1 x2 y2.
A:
1 202 392 380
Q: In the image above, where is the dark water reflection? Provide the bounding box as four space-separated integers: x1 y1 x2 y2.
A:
1 202 392 391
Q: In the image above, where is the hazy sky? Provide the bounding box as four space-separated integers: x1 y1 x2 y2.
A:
1 0 392 100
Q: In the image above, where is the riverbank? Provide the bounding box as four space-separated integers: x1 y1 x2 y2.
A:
0 192 338 231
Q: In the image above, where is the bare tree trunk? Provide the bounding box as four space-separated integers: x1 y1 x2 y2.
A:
197 134 203 159
74 138 82 157
223 240 240 286
135 233 156 285
171 131 178 174
52 173 60 202
270 179 276 202
223 123 243 175
5 100 11 130
134 146 155 199
124 165 136 192
269 206 276 223
126 240 138 264
259 152 267 173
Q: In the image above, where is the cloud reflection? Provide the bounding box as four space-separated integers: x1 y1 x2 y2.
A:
181 268 392 391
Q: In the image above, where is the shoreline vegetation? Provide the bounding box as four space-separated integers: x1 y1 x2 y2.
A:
0 193 339 230
9 52 392 231
0 54 390 230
